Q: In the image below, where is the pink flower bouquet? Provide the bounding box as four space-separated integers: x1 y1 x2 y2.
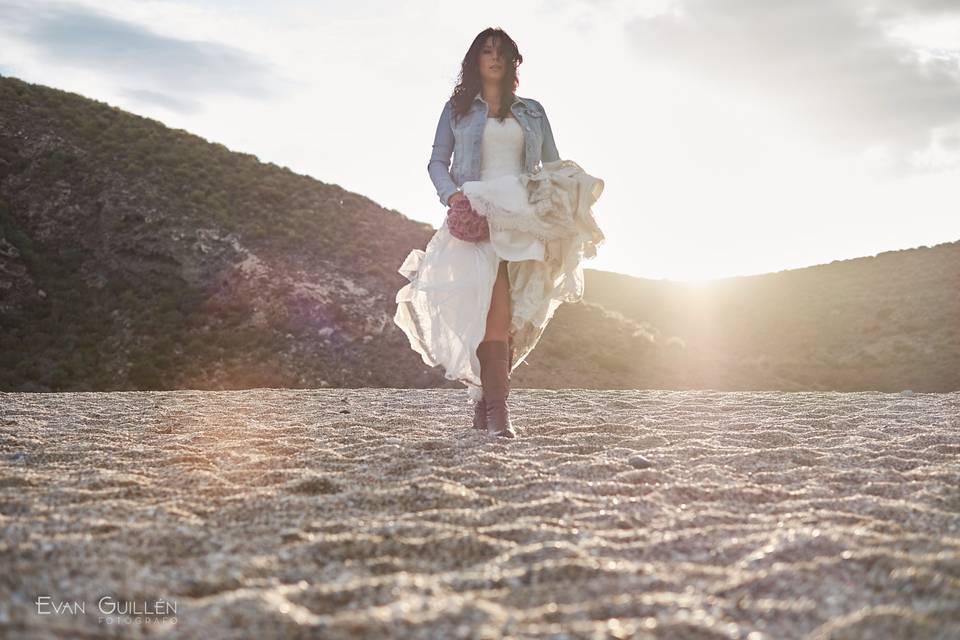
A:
446 195 489 242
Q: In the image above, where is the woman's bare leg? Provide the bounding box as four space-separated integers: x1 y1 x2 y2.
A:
483 259 511 342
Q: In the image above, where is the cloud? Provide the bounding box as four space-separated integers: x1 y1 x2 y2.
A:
868 0 960 19
119 87 203 115
622 0 960 173
0 0 292 109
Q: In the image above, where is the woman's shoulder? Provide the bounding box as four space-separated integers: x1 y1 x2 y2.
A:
519 97 545 113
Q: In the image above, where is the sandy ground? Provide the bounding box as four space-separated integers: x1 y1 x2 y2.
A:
1 388 958 639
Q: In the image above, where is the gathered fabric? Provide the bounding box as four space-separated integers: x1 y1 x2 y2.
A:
520 159 606 261
467 158 605 265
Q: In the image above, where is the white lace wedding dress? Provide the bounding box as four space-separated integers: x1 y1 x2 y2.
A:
394 113 602 402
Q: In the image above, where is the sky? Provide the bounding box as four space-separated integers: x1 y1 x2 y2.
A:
1 0 959 281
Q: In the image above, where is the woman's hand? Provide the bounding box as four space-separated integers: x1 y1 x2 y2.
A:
447 190 466 207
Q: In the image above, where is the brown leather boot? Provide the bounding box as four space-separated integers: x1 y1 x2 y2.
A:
473 338 515 431
472 397 486 430
477 339 517 438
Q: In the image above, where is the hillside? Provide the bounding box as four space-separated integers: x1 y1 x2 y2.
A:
0 74 451 391
1 73 957 392
583 241 960 392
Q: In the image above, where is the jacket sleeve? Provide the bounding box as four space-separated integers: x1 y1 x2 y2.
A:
427 100 459 206
538 101 560 163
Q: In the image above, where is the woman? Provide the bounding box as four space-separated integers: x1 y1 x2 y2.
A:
394 27 605 439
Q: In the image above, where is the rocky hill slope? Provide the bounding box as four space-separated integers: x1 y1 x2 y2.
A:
1 74 957 392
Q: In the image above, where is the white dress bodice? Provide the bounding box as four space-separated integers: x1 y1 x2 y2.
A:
462 113 545 264
480 116 524 180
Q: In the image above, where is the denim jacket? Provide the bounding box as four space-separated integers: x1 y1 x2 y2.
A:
428 92 560 206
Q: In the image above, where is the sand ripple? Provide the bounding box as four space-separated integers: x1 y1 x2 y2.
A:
1 389 958 638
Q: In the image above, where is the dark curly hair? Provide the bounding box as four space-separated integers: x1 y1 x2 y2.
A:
450 28 523 126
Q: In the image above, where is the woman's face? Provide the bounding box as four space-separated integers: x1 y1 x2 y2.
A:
478 36 506 83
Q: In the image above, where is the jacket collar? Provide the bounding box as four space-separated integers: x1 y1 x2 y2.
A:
474 91 528 108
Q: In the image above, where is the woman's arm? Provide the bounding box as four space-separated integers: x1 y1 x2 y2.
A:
538 101 560 163
427 101 460 206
